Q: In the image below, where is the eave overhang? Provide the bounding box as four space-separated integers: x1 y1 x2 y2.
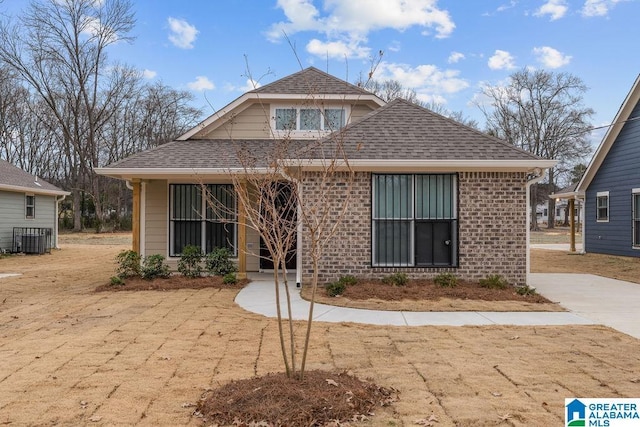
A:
0 183 70 197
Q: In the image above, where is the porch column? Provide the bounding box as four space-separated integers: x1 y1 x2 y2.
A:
237 181 247 279
569 198 576 253
131 180 141 253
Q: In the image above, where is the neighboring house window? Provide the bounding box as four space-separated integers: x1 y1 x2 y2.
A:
633 189 640 248
543 208 548 216
25 195 35 219
556 208 561 217
273 106 347 133
372 174 458 267
169 184 236 257
596 191 609 222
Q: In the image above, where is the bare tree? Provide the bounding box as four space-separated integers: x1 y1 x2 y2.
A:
0 0 137 230
477 69 593 230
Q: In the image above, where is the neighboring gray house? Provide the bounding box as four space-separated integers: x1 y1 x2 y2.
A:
567 74 640 257
0 159 69 253
96 67 555 286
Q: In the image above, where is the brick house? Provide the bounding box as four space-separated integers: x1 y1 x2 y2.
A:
96 67 554 286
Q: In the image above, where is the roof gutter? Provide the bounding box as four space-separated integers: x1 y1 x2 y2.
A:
282 159 558 172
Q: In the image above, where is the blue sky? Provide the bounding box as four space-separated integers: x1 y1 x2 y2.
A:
2 0 639 138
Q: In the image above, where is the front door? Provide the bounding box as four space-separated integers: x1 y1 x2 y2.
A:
259 183 297 271
415 221 453 266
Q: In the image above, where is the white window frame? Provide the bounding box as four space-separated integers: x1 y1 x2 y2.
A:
633 188 640 249
271 104 350 138
25 194 35 219
596 191 609 222
168 184 237 257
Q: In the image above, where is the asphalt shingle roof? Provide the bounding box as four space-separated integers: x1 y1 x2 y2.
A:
305 98 542 161
250 67 373 96
0 159 67 194
106 98 543 170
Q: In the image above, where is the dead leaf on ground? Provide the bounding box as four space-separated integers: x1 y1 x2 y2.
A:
498 413 512 420
89 415 102 422
415 414 439 425
326 379 338 387
491 391 503 397
630 378 640 383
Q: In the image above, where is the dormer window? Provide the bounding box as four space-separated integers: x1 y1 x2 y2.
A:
273 106 348 135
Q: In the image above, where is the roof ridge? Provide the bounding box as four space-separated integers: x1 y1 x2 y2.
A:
250 66 373 96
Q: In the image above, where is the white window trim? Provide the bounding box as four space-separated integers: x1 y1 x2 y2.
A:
168 183 238 258
25 194 35 219
270 104 350 139
596 191 609 222
633 189 640 249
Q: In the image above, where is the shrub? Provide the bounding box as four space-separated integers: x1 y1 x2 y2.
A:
515 285 537 296
382 272 409 287
326 281 346 297
338 275 358 286
479 274 509 289
178 245 203 278
434 272 458 288
141 254 170 279
205 247 237 276
222 272 237 285
110 276 125 286
115 250 141 278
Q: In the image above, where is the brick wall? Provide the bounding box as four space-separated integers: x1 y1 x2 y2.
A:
300 171 528 286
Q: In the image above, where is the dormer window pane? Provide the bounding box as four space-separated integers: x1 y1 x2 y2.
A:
324 108 345 130
275 108 297 130
300 109 321 130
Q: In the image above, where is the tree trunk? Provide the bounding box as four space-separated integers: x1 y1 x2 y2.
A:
530 184 540 231
72 189 82 231
547 169 556 229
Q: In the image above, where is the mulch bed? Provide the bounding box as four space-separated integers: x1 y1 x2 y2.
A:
95 275 248 292
196 370 398 426
334 279 553 303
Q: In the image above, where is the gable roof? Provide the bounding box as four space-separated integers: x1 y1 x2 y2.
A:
292 98 554 170
578 74 640 192
250 67 373 96
177 67 384 141
0 159 69 196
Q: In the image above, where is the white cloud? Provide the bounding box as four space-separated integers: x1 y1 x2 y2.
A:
533 46 572 68
374 61 469 104
482 0 517 16
581 0 628 16
167 17 198 49
268 0 455 59
187 76 215 91
226 79 262 92
535 0 569 20
142 69 157 79
488 50 516 70
306 38 370 59
448 51 465 64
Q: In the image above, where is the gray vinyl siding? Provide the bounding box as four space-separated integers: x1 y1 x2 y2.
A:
585 100 640 257
0 190 57 251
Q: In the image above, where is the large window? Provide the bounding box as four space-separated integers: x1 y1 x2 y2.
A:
596 191 609 222
169 184 236 256
372 174 457 267
633 190 640 248
273 106 346 132
25 195 35 219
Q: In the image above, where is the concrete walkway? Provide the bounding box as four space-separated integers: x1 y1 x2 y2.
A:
530 273 640 338
235 274 595 328
530 243 583 251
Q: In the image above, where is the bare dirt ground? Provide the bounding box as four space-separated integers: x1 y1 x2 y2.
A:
0 233 639 426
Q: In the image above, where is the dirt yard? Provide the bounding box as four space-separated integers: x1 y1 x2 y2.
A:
0 234 639 425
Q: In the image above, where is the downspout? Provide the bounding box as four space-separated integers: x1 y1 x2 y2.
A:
55 194 67 249
526 168 546 286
